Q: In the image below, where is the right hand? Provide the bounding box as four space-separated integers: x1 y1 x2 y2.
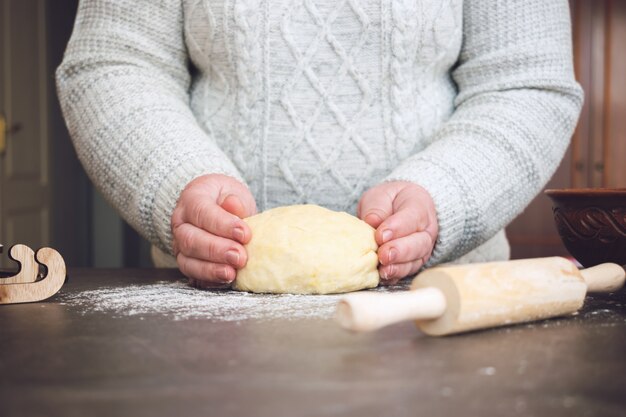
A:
171 174 257 286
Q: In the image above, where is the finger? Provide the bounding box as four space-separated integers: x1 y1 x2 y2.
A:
220 193 256 219
358 189 393 229
378 259 424 284
184 200 252 244
376 203 430 245
176 253 237 284
376 186 436 243
377 232 434 266
173 223 247 268
188 277 231 290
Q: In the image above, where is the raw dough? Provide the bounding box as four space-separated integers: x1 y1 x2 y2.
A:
233 205 380 294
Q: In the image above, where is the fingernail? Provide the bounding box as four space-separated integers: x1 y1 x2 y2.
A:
226 250 240 266
217 266 233 282
388 248 397 264
233 227 245 242
380 265 394 281
380 268 388 280
381 229 393 243
365 213 382 224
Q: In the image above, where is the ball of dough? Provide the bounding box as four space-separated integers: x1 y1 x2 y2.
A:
233 205 380 294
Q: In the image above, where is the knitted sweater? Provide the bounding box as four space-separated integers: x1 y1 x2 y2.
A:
57 0 583 266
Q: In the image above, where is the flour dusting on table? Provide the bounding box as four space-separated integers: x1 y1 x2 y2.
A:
59 280 408 321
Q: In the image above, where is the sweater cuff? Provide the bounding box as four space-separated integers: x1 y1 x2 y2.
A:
384 159 467 266
150 155 244 255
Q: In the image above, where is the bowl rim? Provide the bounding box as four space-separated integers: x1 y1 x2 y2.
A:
545 188 626 197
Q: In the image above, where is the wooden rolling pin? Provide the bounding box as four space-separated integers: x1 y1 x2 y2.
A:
335 257 625 336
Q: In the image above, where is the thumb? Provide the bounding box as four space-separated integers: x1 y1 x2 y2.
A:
220 194 248 219
358 188 394 229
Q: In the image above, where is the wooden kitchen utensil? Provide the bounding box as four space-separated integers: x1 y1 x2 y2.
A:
0 244 66 304
335 257 625 336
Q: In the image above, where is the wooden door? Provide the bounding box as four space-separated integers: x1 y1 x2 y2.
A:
571 0 626 189
0 0 51 267
507 0 626 260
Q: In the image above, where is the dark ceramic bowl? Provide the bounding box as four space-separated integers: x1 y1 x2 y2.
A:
545 188 626 267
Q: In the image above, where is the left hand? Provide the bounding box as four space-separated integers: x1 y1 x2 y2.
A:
358 181 438 284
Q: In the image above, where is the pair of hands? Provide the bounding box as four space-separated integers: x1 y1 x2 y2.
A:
171 174 438 287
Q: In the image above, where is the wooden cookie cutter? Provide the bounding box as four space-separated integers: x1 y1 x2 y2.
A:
0 243 66 305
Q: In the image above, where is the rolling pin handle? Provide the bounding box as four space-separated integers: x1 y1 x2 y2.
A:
335 287 447 332
580 263 626 293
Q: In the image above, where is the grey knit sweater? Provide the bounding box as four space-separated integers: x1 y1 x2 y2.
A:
57 0 583 266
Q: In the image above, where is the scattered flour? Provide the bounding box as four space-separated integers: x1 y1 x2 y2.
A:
478 366 497 376
59 279 408 322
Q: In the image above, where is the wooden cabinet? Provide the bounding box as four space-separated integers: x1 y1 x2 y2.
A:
0 1 51 267
0 0 91 268
507 0 626 260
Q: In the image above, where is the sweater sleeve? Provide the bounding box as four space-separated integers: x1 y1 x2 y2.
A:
56 0 243 254
384 0 583 265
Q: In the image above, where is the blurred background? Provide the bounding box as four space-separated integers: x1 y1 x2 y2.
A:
0 0 624 268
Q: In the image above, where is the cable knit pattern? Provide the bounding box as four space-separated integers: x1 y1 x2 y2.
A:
56 0 583 266
231 0 267 198
389 0 419 161
277 0 375 207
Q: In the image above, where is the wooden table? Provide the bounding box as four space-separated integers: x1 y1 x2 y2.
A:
1 268 625 417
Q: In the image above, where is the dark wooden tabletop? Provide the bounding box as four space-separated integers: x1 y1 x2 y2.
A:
1 268 625 417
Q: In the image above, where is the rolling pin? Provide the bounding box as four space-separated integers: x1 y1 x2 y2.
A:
335 257 625 336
